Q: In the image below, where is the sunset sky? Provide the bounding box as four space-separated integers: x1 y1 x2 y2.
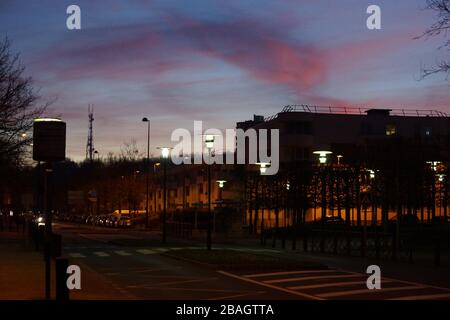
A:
1 0 449 161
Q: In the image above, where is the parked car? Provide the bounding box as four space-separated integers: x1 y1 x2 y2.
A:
313 215 345 225
118 215 132 228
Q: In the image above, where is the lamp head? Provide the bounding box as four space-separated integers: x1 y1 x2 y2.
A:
216 180 227 188
313 150 332 164
256 162 270 174
158 147 171 159
205 134 215 149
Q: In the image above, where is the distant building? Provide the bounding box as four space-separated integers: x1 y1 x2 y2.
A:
237 105 450 163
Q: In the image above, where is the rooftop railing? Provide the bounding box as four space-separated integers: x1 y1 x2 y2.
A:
264 104 448 121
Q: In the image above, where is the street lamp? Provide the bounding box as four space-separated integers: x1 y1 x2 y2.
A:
142 117 151 228
158 147 171 243
337 154 343 165
216 180 227 201
204 134 215 250
313 150 332 164
256 162 270 174
255 162 271 239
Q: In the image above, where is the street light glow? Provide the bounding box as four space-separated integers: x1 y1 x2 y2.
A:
158 147 171 159
426 161 441 172
216 180 227 188
256 162 270 174
313 150 332 164
33 118 63 122
205 134 215 149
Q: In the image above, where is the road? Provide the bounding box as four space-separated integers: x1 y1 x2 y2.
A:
54 222 450 300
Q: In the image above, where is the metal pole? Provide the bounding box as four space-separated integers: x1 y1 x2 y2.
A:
163 158 167 243
145 120 150 228
207 149 212 250
44 162 53 300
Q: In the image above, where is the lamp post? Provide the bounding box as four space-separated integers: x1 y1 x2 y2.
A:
256 163 270 236
313 151 332 219
142 117 150 228
205 135 215 250
216 180 227 202
215 180 226 233
158 147 171 243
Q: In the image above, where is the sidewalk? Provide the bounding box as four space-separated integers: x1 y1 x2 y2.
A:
0 229 135 300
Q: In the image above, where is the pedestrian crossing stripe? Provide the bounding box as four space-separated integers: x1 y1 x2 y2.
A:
317 285 427 298
389 293 450 300
220 268 450 300
93 251 109 257
264 273 361 284
114 250 132 256
288 280 385 290
136 249 156 255
243 269 334 278
68 253 86 258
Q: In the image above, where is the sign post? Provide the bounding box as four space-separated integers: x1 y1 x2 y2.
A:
33 118 66 300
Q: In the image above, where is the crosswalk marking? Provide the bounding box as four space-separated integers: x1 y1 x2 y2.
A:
264 273 360 284
217 270 323 300
93 251 110 257
244 269 333 278
289 280 371 290
136 249 156 255
221 268 450 300
68 253 86 258
114 250 132 256
390 293 450 300
154 248 168 252
317 285 426 298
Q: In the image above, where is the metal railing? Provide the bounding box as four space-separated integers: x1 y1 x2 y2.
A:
264 104 448 121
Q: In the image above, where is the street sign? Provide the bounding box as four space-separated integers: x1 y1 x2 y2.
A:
33 118 66 162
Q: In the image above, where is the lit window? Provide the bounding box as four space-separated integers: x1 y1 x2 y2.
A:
385 124 396 136
425 128 432 136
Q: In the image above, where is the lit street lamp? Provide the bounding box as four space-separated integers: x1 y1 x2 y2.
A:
204 134 215 250
158 147 171 243
142 117 150 228
313 150 332 164
256 163 269 242
216 180 227 201
314 150 332 235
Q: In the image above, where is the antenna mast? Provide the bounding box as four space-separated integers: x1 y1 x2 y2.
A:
86 104 94 162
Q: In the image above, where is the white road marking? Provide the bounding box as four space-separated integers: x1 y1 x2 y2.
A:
264 273 361 284
93 251 110 257
317 285 426 298
244 269 334 278
114 250 132 256
136 249 156 255
289 280 384 290
154 248 168 252
390 293 450 300
68 253 86 258
217 270 323 300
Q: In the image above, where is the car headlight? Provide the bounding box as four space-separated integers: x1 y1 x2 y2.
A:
38 217 43 222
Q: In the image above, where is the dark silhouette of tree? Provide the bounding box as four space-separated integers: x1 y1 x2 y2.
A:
0 38 47 171
417 0 450 77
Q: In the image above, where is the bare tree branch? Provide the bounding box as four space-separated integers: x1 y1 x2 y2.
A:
416 0 450 78
0 37 47 170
